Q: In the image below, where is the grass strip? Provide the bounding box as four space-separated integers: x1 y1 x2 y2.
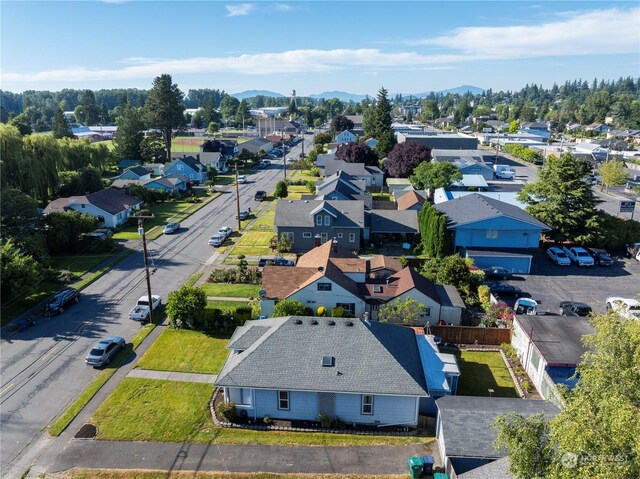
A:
48 317 160 437
184 272 204 288
66 468 410 479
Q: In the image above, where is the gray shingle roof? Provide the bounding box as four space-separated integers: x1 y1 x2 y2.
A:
87 187 143 214
275 200 365 228
227 325 271 350
457 457 511 479
169 156 204 173
324 160 383 177
369 210 419 233
216 316 429 396
437 396 559 459
434 194 549 230
514 315 594 366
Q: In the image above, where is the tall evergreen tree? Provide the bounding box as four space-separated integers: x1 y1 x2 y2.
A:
144 74 185 162
52 108 73 139
80 89 99 125
113 105 145 160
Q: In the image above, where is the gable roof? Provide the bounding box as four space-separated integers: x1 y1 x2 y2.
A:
437 396 559 459
118 159 141 169
315 172 366 199
215 316 429 396
45 188 142 216
397 190 426 210
125 166 149 177
324 160 383 177
276 200 365 229
368 255 402 273
370 210 419 233
434 194 549 230
169 156 204 173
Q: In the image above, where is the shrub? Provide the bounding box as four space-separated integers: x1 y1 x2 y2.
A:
331 307 345 317
235 306 253 323
316 306 327 317
309 167 320 177
262 416 272 425
501 343 517 358
306 180 316 193
208 267 262 284
274 180 288 198
303 307 314 316
216 401 236 422
521 381 531 393
318 413 331 428
332 418 346 430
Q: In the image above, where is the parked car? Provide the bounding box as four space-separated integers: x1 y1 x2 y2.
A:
128 294 162 322
258 256 295 267
586 247 614 266
218 226 233 239
43 288 80 315
562 246 595 267
237 175 247 184
559 301 593 317
546 246 571 266
163 222 180 234
605 297 640 320
236 210 249 221
627 242 640 260
85 336 125 367
208 233 225 247
482 266 513 280
487 281 522 297
254 190 267 201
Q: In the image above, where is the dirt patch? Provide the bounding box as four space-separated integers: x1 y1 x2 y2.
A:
74 423 98 439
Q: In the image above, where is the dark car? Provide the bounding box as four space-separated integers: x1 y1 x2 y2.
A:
482 266 513 280
559 301 593 317
587 247 614 266
487 281 522 297
44 288 80 315
258 256 294 267
254 190 267 201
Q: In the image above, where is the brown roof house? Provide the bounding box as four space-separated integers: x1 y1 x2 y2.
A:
43 187 143 228
260 241 464 324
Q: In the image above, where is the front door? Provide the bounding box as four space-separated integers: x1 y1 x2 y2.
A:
320 232 328 243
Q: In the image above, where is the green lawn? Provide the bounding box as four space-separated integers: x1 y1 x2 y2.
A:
90 378 424 446
207 300 251 311
136 329 231 374
250 209 275 231
230 231 275 256
49 251 117 279
456 351 519 398
200 283 261 298
284 185 311 200
1 281 60 326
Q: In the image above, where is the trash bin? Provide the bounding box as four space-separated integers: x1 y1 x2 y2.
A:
408 457 424 478
421 455 435 475
434 473 450 479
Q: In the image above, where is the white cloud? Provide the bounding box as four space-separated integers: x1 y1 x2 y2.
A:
408 7 640 59
273 3 291 12
225 3 254 17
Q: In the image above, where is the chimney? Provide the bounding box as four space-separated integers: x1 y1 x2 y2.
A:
182 154 186 158
197 153 200 161
314 235 321 247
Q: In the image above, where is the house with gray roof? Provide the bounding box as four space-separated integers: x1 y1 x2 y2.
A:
315 152 336 169
431 149 496 181
324 160 384 190
239 137 274 155
512 315 594 405
43 187 143 228
164 155 207 184
215 315 460 428
436 396 559 476
434 194 549 274
313 171 372 208
275 199 365 252
116 166 151 181
397 132 478 150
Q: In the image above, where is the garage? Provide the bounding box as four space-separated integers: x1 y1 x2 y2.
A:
462 247 533 274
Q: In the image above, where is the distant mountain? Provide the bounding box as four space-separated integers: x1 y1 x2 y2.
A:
308 91 370 102
231 90 286 99
410 85 485 97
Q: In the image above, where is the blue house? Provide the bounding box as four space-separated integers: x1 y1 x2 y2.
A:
117 166 151 181
144 174 187 194
215 316 460 428
164 156 207 184
434 194 549 274
117 159 141 171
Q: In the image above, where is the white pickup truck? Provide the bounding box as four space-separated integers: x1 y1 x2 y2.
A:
129 294 162 321
494 164 516 179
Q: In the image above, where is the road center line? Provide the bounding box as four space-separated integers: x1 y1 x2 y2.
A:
40 346 59 362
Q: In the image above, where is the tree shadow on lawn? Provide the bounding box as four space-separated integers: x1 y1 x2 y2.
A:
455 356 519 398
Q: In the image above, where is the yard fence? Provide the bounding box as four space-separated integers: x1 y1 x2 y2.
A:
428 325 511 345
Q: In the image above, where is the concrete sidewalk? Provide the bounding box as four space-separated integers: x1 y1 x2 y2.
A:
127 369 217 384
49 440 433 475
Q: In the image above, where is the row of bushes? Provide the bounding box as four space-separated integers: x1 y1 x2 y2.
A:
169 306 253 331
502 144 543 164
208 267 262 285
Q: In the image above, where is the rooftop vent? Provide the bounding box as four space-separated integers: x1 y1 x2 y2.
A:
322 356 334 367
294 319 303 325
310 319 319 325
345 321 354 327
317 266 324 272
327 320 335 326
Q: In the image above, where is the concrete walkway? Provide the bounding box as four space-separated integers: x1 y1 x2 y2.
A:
127 368 217 384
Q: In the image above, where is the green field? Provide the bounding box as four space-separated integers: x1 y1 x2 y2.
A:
90 378 424 446
136 328 231 374
230 231 275 256
456 351 519 398
199 283 261 299
207 300 251 311
49 251 118 279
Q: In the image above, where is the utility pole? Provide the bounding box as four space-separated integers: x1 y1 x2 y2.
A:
282 134 287 180
136 216 155 325
234 162 242 230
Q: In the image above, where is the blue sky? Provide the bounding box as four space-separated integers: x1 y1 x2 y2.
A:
1 1 639 96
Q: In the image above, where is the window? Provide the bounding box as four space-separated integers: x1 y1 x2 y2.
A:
317 283 332 292
486 229 498 239
320 233 328 243
336 303 355 315
361 395 374 415
302 232 312 238
316 215 322 226
420 307 432 318
239 388 252 405
324 215 331 226
322 356 334 367
278 390 289 410
349 233 356 242
81 204 86 209
282 232 294 244
177 164 184 171
337 233 343 238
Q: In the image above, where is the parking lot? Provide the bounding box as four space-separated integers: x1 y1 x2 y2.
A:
496 249 640 315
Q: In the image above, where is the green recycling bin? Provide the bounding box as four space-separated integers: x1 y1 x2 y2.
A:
408 456 424 478
434 473 450 479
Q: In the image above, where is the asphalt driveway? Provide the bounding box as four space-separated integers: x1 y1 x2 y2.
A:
494 249 640 314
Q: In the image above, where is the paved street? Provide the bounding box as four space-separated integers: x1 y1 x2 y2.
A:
0 135 312 478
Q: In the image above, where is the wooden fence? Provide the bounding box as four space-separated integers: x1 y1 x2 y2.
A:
428 325 511 345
